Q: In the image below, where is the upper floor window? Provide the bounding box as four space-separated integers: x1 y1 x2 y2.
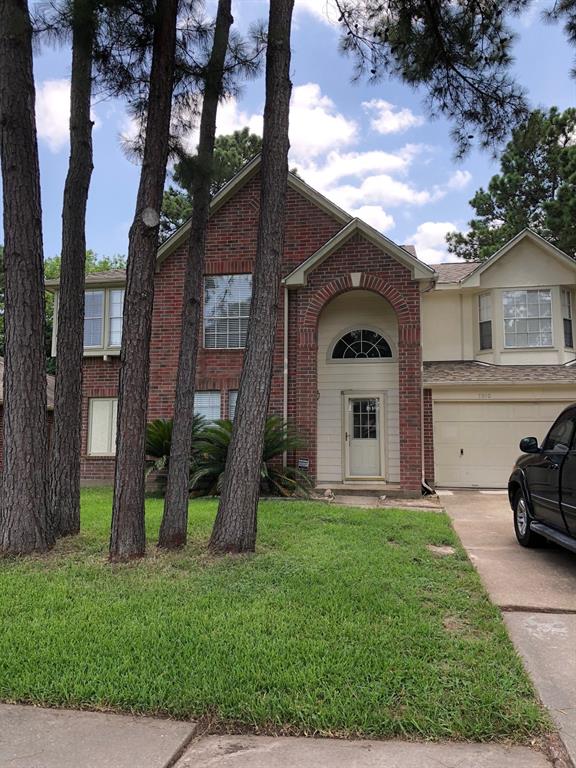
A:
503 289 552 348
108 289 125 347
562 289 573 348
84 290 104 347
332 329 392 359
204 275 252 349
478 293 492 350
83 288 124 351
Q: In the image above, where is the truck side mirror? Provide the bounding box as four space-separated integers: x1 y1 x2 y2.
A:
519 436 540 454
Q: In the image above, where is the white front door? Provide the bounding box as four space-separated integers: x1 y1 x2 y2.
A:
344 395 384 478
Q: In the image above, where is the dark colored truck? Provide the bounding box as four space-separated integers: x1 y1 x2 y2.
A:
509 404 576 554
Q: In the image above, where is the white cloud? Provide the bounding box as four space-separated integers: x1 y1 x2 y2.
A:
289 83 357 163
446 169 472 190
406 221 460 263
36 79 100 153
363 99 425 135
349 206 395 232
329 174 435 211
294 0 339 25
36 80 71 153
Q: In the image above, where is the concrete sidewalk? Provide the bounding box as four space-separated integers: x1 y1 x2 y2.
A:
0 704 552 768
443 491 576 767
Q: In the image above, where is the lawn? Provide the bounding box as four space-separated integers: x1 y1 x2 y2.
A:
0 489 547 741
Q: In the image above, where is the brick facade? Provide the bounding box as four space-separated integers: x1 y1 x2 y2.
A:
423 388 434 485
79 170 425 492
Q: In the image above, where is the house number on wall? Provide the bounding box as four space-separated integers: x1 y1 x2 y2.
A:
478 393 493 400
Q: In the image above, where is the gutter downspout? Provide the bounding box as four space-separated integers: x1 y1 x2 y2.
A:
283 284 289 468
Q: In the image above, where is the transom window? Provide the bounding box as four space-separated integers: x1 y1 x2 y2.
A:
332 330 392 359
562 289 573 348
503 289 552 348
204 275 252 349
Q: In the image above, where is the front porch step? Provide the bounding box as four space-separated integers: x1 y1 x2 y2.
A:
315 482 421 499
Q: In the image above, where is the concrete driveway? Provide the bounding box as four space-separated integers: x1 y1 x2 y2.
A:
443 491 576 765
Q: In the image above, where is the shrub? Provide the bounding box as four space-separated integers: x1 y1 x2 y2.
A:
190 416 312 497
145 415 206 479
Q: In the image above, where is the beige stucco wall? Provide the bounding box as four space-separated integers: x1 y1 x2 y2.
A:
316 290 399 484
422 237 576 364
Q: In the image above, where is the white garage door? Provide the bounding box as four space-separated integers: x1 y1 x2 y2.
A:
434 399 573 488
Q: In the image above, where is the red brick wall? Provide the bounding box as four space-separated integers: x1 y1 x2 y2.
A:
290 234 423 492
423 388 434 485
79 171 424 491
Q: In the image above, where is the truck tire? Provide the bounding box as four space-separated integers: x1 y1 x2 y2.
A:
513 488 545 548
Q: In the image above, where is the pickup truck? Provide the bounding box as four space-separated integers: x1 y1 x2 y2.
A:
509 403 576 554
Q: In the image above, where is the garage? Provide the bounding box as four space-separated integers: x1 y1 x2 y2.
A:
433 397 574 487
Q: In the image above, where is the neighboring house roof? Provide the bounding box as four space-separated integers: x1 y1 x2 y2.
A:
428 262 479 284
46 268 127 289
284 218 435 285
424 360 576 387
0 357 55 410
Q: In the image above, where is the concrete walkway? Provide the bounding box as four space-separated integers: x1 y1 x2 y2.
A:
443 491 576 766
0 705 552 768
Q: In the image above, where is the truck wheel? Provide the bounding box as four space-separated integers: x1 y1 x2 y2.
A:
513 489 545 548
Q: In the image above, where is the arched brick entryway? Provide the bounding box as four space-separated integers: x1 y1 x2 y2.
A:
289 265 423 493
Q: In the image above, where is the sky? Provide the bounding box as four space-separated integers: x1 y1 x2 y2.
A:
4 0 576 264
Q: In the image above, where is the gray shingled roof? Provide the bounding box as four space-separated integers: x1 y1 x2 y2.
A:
45 269 127 288
0 358 55 409
424 360 576 386
428 262 479 283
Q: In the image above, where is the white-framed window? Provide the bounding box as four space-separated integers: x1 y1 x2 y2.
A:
503 289 553 348
108 289 125 347
84 290 104 347
88 398 117 455
204 275 252 349
562 289 573 348
195 391 221 422
228 390 238 420
478 293 492 351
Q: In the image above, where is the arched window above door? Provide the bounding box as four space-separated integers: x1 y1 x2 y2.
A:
331 329 392 359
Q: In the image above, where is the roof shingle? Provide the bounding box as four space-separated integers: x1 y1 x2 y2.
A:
424 360 576 386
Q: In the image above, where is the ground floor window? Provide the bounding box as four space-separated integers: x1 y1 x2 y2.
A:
195 391 221 422
228 390 238 420
88 398 117 455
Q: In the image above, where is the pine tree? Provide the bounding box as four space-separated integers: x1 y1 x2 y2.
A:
159 0 234 549
446 108 576 260
209 0 294 554
0 0 54 554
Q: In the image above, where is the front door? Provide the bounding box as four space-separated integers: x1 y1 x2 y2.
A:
344 395 383 478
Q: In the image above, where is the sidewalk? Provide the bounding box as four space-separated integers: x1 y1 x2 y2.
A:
0 704 552 768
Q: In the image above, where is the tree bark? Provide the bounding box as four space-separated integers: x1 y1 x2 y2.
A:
209 0 294 554
50 0 95 538
109 0 178 561
159 0 233 549
0 0 53 554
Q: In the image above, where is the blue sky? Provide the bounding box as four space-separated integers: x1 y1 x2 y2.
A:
5 0 576 263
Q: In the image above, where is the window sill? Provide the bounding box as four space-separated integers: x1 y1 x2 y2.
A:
84 349 121 357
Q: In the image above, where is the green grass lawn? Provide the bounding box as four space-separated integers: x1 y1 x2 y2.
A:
0 489 547 741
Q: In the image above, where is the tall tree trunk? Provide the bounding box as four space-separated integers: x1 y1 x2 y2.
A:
50 0 95 538
0 0 53 554
209 0 294 554
159 0 233 549
109 0 178 561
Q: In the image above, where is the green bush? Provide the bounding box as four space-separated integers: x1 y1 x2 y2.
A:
145 414 206 479
190 416 312 497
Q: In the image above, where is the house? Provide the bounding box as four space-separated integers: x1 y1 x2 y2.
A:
46 157 576 492
0 357 55 473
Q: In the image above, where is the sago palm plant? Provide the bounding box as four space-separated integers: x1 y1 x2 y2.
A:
190 415 311 497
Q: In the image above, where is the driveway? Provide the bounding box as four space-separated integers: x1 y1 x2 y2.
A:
443 491 576 765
